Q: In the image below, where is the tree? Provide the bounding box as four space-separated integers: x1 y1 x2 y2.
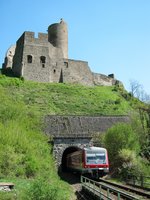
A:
129 79 150 103
104 123 140 175
138 106 150 161
129 79 143 98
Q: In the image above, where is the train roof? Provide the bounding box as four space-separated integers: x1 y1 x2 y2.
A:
84 146 107 151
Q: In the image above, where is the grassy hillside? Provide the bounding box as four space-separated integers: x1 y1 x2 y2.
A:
0 75 144 199
0 75 139 116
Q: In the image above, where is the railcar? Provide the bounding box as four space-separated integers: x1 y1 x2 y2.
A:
66 146 109 178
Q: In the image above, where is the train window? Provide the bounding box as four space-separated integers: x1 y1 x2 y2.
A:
86 154 96 164
96 154 106 164
86 152 106 164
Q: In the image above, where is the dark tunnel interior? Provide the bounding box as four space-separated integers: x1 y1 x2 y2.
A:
61 146 81 172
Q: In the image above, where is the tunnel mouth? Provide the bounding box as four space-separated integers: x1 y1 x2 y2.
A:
61 146 81 172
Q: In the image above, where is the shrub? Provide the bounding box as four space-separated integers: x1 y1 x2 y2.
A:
104 123 140 175
115 98 121 104
24 178 70 200
0 192 16 200
118 149 150 179
118 149 139 178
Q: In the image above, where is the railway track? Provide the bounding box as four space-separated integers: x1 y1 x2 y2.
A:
99 178 150 199
58 171 150 199
81 176 150 199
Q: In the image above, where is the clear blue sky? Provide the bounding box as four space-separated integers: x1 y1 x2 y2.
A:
1 0 150 94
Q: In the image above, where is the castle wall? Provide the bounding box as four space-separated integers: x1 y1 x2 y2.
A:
93 72 117 86
62 59 94 86
14 31 65 83
21 32 50 82
22 45 50 82
24 32 48 45
12 34 25 76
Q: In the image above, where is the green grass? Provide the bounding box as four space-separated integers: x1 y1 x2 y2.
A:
0 75 138 116
0 74 144 199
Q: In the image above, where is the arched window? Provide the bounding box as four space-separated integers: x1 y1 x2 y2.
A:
40 56 46 64
27 55 32 63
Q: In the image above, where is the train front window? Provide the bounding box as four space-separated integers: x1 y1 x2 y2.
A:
86 152 106 164
86 154 95 164
96 153 106 164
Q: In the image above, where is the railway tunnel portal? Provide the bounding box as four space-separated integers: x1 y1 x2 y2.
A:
53 136 92 171
44 115 129 170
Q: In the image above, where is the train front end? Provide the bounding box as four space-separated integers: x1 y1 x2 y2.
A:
83 147 109 177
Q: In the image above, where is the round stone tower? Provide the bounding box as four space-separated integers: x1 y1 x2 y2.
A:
48 19 68 58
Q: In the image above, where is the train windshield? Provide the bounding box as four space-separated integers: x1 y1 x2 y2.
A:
86 151 106 164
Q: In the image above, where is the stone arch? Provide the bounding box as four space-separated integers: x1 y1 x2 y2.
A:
61 146 81 171
52 136 93 171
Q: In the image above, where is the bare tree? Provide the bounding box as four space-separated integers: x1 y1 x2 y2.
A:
140 91 150 103
129 79 150 103
129 79 143 98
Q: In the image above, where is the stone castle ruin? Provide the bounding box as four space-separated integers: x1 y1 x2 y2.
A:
3 19 120 86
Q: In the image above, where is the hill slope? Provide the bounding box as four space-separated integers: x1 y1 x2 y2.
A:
0 75 136 116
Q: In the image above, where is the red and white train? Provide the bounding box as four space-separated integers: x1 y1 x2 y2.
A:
66 146 109 178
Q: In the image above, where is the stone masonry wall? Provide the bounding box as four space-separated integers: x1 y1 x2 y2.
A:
17 31 64 82
44 115 130 136
12 34 25 76
62 59 94 86
93 72 117 86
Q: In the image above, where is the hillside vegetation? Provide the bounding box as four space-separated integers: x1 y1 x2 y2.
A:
0 75 139 116
0 75 146 199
